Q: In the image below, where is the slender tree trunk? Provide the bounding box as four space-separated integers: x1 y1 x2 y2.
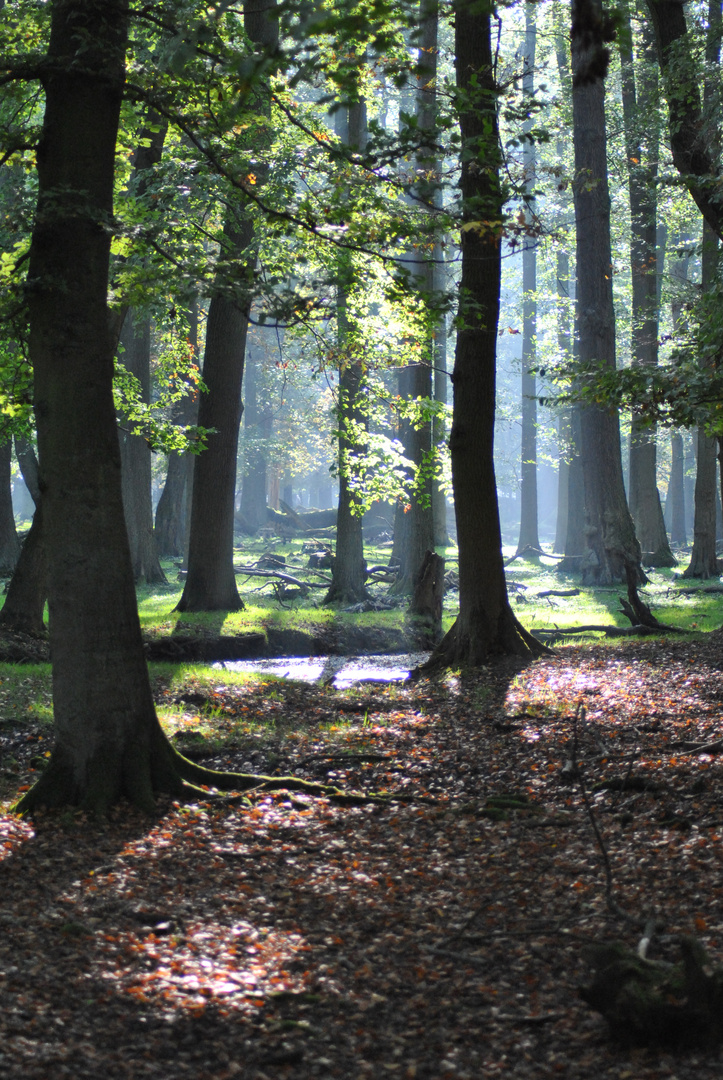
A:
0 438 46 635
432 243 450 548
571 0 643 585
684 424 718 577
238 331 271 533
155 301 200 557
0 500 48 636
553 29 585 567
666 430 687 545
392 0 439 587
682 4 721 574
177 0 278 612
119 313 167 583
14 436 40 506
620 5 675 567
0 440 19 575
516 3 540 556
325 99 370 605
426 0 544 667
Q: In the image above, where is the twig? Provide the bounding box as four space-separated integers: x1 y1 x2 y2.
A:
572 703 638 927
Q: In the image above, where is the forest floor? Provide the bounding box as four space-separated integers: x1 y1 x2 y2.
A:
3 635 723 1076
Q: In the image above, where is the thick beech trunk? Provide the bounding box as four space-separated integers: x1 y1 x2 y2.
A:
17 0 284 814
572 0 642 585
426 0 544 666
119 313 167 584
16 0 183 814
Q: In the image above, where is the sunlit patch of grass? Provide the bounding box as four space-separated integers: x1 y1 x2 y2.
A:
0 664 53 724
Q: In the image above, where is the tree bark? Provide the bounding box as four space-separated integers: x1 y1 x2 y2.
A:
0 439 20 575
572 0 643 585
666 430 687 545
620 5 675 567
516 2 540 557
17 0 183 814
0 500 47 636
177 0 278 612
154 302 199 558
553 30 585 568
390 0 439 589
425 0 545 667
683 426 718 577
238 330 272 533
684 218 720 578
14 435 40 506
644 0 723 241
119 312 167 584
325 99 370 605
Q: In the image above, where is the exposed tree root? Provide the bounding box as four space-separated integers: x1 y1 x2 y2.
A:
416 608 550 676
170 748 426 806
14 734 430 817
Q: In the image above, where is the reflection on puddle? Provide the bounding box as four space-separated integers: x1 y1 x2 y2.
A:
216 653 430 688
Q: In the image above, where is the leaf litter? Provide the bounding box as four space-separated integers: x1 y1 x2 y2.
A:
3 637 723 1076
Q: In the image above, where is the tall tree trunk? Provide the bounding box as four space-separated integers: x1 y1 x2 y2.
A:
325 100 370 605
666 430 687 545
119 312 167 583
683 223 720 577
426 0 544 667
17 0 260 814
155 301 199 558
17 0 180 814
0 439 20 574
553 29 585 567
516 2 540 557
432 242 450 548
571 0 643 585
620 4 675 567
391 0 439 589
177 0 278 612
238 330 272 533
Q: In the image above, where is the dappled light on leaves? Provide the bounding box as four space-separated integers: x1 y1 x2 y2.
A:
5 641 723 1074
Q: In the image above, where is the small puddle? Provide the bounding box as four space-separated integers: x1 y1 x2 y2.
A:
216 652 430 688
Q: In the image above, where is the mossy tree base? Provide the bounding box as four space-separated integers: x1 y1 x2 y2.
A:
13 725 404 817
581 937 723 1048
421 606 549 672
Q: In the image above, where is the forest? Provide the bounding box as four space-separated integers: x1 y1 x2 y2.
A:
5 0 723 1077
